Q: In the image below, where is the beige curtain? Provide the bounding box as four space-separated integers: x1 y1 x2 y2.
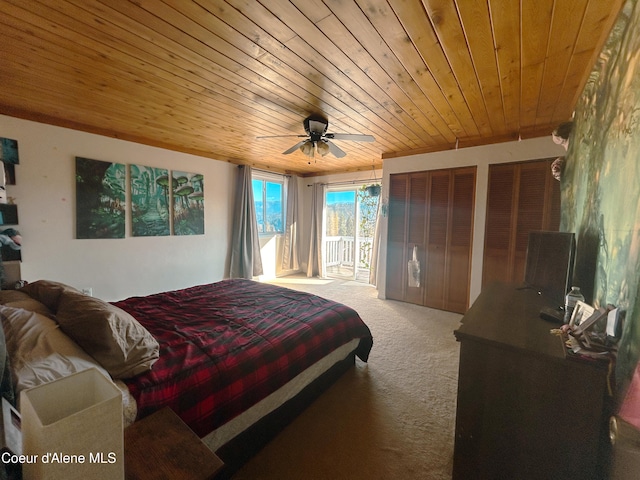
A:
229 165 263 279
282 175 300 271
306 183 325 278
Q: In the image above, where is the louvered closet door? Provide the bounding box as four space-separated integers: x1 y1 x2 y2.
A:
424 171 450 309
386 168 476 313
405 173 428 305
424 168 476 313
446 169 476 313
482 159 561 287
483 164 517 286
514 162 551 280
385 173 428 304
386 174 409 301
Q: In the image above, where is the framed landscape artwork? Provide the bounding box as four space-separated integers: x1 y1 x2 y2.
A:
0 137 19 184
172 171 204 235
130 165 170 237
75 157 126 239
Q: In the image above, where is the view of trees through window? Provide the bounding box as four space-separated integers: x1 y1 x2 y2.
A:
326 187 378 236
325 190 356 236
252 178 283 233
326 186 379 268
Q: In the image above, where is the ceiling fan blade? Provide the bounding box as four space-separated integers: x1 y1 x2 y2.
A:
256 134 307 139
325 133 375 142
282 141 306 155
326 141 347 158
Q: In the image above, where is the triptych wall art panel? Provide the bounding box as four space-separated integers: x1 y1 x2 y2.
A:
172 171 204 235
75 158 204 239
0 136 19 185
130 165 170 237
75 157 126 239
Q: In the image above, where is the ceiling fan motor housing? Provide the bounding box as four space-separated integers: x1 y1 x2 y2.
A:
304 115 329 141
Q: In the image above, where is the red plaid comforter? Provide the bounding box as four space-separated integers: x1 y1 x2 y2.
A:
113 279 373 437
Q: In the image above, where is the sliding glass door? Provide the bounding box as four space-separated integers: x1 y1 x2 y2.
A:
324 186 379 282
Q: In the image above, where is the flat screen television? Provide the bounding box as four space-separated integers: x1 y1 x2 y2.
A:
523 231 576 307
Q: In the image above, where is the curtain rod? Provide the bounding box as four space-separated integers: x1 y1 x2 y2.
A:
239 165 289 177
249 167 290 178
307 178 382 187
244 165 380 185
254 168 285 175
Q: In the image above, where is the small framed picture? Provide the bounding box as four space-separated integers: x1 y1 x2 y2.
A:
569 301 594 327
575 307 607 334
0 204 18 225
569 302 608 350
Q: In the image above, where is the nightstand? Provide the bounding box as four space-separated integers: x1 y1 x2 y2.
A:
125 407 224 480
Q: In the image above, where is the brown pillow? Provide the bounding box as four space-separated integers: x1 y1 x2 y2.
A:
0 290 54 316
55 290 159 379
0 290 32 304
20 280 80 313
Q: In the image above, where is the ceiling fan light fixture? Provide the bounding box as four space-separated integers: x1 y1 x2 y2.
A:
262 115 374 159
300 140 314 157
316 141 330 156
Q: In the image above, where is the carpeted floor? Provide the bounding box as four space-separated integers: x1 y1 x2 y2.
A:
232 276 462 480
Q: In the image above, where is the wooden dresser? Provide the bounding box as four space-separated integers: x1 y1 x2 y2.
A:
453 283 613 480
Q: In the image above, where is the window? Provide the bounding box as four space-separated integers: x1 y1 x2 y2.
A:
252 175 284 233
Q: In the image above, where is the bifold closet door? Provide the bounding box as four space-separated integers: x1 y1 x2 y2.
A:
445 169 476 313
385 172 428 305
405 173 428 305
424 168 475 313
386 167 475 313
386 173 409 302
482 159 561 287
423 170 449 309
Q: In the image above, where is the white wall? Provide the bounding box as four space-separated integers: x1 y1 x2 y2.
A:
0 115 236 301
378 137 567 304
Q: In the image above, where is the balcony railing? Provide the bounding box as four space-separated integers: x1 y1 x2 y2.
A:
325 236 374 269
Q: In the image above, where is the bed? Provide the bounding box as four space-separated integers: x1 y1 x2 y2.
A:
0 278 373 477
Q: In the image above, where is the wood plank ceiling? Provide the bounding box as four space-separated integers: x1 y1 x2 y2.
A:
0 0 624 177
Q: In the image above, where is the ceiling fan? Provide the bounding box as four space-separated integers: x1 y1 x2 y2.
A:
257 115 375 159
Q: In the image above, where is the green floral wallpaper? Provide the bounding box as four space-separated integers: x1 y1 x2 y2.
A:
561 0 640 390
